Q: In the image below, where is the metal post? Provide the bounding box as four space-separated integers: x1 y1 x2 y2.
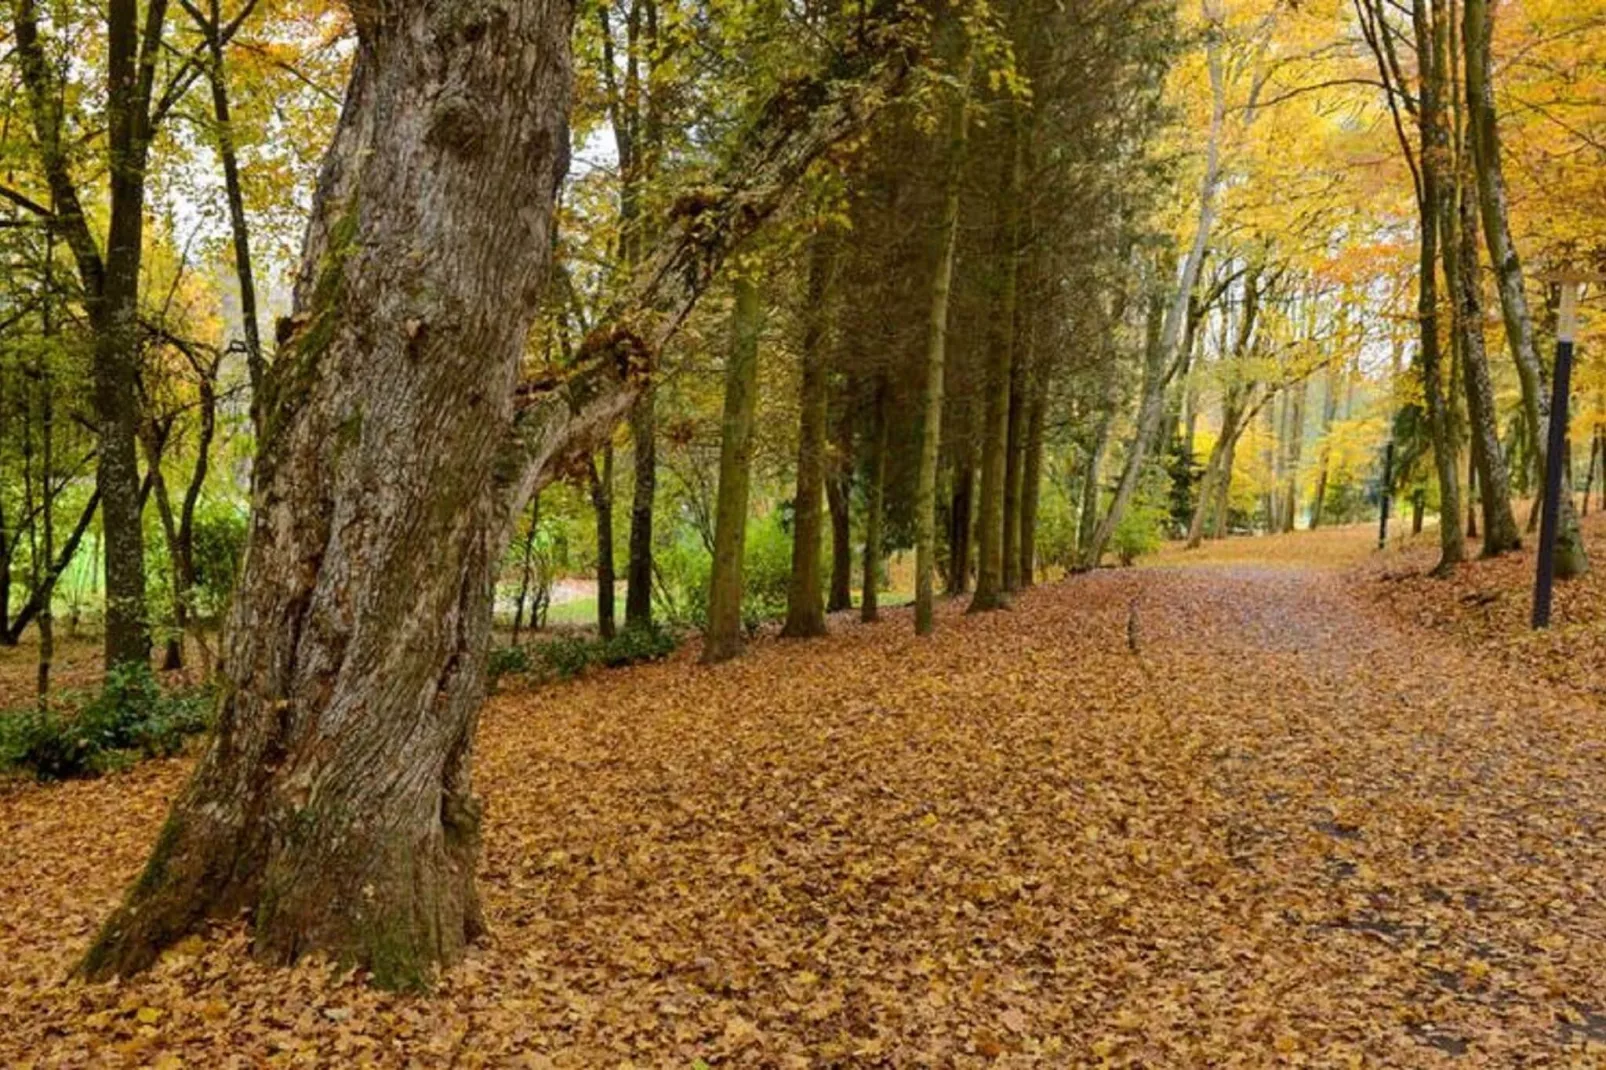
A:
1378 441 1395 551
1533 281 1581 630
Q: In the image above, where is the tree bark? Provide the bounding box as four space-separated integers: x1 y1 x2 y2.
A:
861 376 890 623
703 278 763 663
1444 151 1520 555
970 126 1022 613
946 454 974 595
782 231 836 638
1464 0 1585 575
1415 0 1465 572
625 391 656 627
914 48 970 636
1018 371 1046 588
824 400 854 612
83 0 912 988
590 446 616 639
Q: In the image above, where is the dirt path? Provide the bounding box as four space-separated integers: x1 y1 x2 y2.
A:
4 560 1606 1066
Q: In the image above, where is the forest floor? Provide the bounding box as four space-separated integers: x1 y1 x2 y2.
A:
5 521 1606 1066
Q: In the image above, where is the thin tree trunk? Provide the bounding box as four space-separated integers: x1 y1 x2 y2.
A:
915 48 970 636
947 455 974 595
1018 374 1046 587
1281 379 1306 532
1084 292 1166 567
1446 147 1520 554
1464 0 1586 576
703 278 762 663
999 125 1028 596
971 122 1022 613
1309 364 1341 528
197 0 267 436
782 231 836 638
1080 10 1225 568
1416 0 1465 572
625 391 655 628
511 494 540 646
861 376 889 622
590 446 616 639
824 400 854 612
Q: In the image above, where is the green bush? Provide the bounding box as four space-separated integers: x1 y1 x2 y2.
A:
1111 464 1172 567
190 506 249 616
492 622 681 688
597 621 679 667
653 514 795 633
0 666 214 781
488 644 533 683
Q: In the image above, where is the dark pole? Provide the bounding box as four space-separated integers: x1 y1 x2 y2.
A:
1533 282 1581 630
1378 441 1395 551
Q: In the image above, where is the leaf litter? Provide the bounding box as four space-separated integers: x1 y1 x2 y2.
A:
4 529 1606 1065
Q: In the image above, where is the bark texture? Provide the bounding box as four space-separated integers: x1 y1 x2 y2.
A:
703 278 763 664
781 232 836 638
85 0 909 987
1463 0 1585 576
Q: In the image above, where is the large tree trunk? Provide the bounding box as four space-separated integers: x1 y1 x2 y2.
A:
84 0 910 988
82 1 577 988
703 278 763 663
999 131 1028 596
781 231 836 638
1464 0 1585 576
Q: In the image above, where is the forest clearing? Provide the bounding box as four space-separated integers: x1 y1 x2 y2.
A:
6 523 1606 1065
1 0 1604 1063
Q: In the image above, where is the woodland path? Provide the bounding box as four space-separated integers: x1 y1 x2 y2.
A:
4 548 1606 1066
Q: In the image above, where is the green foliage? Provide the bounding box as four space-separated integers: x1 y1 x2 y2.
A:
534 634 598 681
1033 483 1079 572
0 666 214 781
1111 463 1172 566
596 621 679 667
190 505 250 615
653 512 793 633
488 644 533 681
491 623 681 687
738 513 794 634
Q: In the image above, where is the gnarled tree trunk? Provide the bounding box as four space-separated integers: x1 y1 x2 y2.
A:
84 0 909 988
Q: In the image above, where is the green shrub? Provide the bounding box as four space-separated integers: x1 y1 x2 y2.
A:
652 514 794 633
190 506 249 615
0 666 214 781
597 622 679 667
488 644 533 683
1110 463 1173 567
534 634 597 680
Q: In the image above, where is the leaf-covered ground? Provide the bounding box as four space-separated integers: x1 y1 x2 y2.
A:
1364 511 1606 703
6 533 1606 1066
